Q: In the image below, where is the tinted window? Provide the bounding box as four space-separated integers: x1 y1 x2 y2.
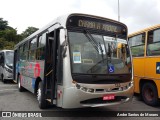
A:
30 38 37 50
38 34 46 48
147 29 160 56
129 33 145 57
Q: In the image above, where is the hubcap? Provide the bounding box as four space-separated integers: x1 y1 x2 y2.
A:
144 87 154 101
37 86 41 103
18 78 21 88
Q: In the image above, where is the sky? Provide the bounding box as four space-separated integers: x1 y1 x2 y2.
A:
0 0 160 34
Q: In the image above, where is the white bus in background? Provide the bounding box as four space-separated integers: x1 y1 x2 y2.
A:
0 50 14 83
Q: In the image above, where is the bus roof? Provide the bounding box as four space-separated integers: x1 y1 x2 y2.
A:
0 50 13 52
14 13 127 49
129 24 160 38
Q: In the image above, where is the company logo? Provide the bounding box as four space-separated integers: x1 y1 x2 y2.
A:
2 112 11 117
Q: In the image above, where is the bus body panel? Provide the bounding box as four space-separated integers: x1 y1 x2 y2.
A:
18 60 45 93
133 57 145 77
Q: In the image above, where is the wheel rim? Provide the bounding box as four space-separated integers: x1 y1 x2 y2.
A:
18 78 21 88
37 84 41 103
144 87 154 101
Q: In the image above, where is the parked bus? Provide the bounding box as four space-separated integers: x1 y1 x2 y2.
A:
14 13 133 109
0 50 14 83
128 24 160 106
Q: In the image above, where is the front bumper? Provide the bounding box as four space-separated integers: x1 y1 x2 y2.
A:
62 82 134 108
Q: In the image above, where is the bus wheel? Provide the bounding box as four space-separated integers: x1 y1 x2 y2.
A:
18 76 25 92
142 83 159 106
37 81 47 109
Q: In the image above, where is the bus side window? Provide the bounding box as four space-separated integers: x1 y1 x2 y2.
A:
37 34 46 60
147 29 160 56
29 38 37 61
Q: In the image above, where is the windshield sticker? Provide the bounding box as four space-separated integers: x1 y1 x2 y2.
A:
103 36 116 42
117 38 127 44
73 52 81 63
108 64 114 73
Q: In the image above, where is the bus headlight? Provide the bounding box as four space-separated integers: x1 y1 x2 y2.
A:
81 87 87 92
129 81 134 87
87 88 94 93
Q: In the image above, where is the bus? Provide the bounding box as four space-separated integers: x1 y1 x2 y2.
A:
0 50 14 83
14 13 134 109
128 24 160 106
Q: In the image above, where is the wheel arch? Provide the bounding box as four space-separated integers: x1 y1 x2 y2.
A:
140 79 157 93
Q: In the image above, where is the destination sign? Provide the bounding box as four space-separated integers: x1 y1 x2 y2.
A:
67 15 127 33
78 19 118 32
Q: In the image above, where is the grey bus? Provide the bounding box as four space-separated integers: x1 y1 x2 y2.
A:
0 50 14 83
14 13 134 109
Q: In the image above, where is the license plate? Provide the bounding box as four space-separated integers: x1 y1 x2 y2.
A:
103 94 115 100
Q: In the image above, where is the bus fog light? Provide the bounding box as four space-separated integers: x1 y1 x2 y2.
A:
119 87 123 91
81 87 87 92
88 88 94 93
76 84 81 89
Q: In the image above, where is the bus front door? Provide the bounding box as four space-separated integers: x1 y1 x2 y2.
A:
45 30 58 104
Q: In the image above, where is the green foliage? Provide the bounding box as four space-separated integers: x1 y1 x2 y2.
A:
0 18 8 30
0 18 39 50
21 27 39 39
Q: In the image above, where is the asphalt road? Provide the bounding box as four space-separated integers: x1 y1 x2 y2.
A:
0 80 160 120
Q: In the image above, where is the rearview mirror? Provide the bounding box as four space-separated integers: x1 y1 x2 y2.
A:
60 29 67 58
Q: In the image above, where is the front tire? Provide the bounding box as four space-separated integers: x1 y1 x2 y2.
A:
141 82 159 106
37 81 47 109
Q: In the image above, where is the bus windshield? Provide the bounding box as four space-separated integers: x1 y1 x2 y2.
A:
5 51 14 68
68 31 131 74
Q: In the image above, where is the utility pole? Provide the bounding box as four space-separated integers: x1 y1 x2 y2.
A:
118 0 120 21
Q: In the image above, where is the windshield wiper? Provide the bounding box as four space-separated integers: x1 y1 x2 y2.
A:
83 29 104 60
107 43 112 63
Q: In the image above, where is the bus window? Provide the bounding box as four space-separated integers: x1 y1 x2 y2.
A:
147 29 160 56
19 46 24 61
38 34 46 48
129 33 145 57
37 34 46 60
29 38 37 60
23 42 29 60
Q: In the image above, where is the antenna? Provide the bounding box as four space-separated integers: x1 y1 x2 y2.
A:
118 0 120 21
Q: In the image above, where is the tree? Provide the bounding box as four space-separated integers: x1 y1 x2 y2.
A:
0 18 8 30
0 18 39 50
21 27 39 39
